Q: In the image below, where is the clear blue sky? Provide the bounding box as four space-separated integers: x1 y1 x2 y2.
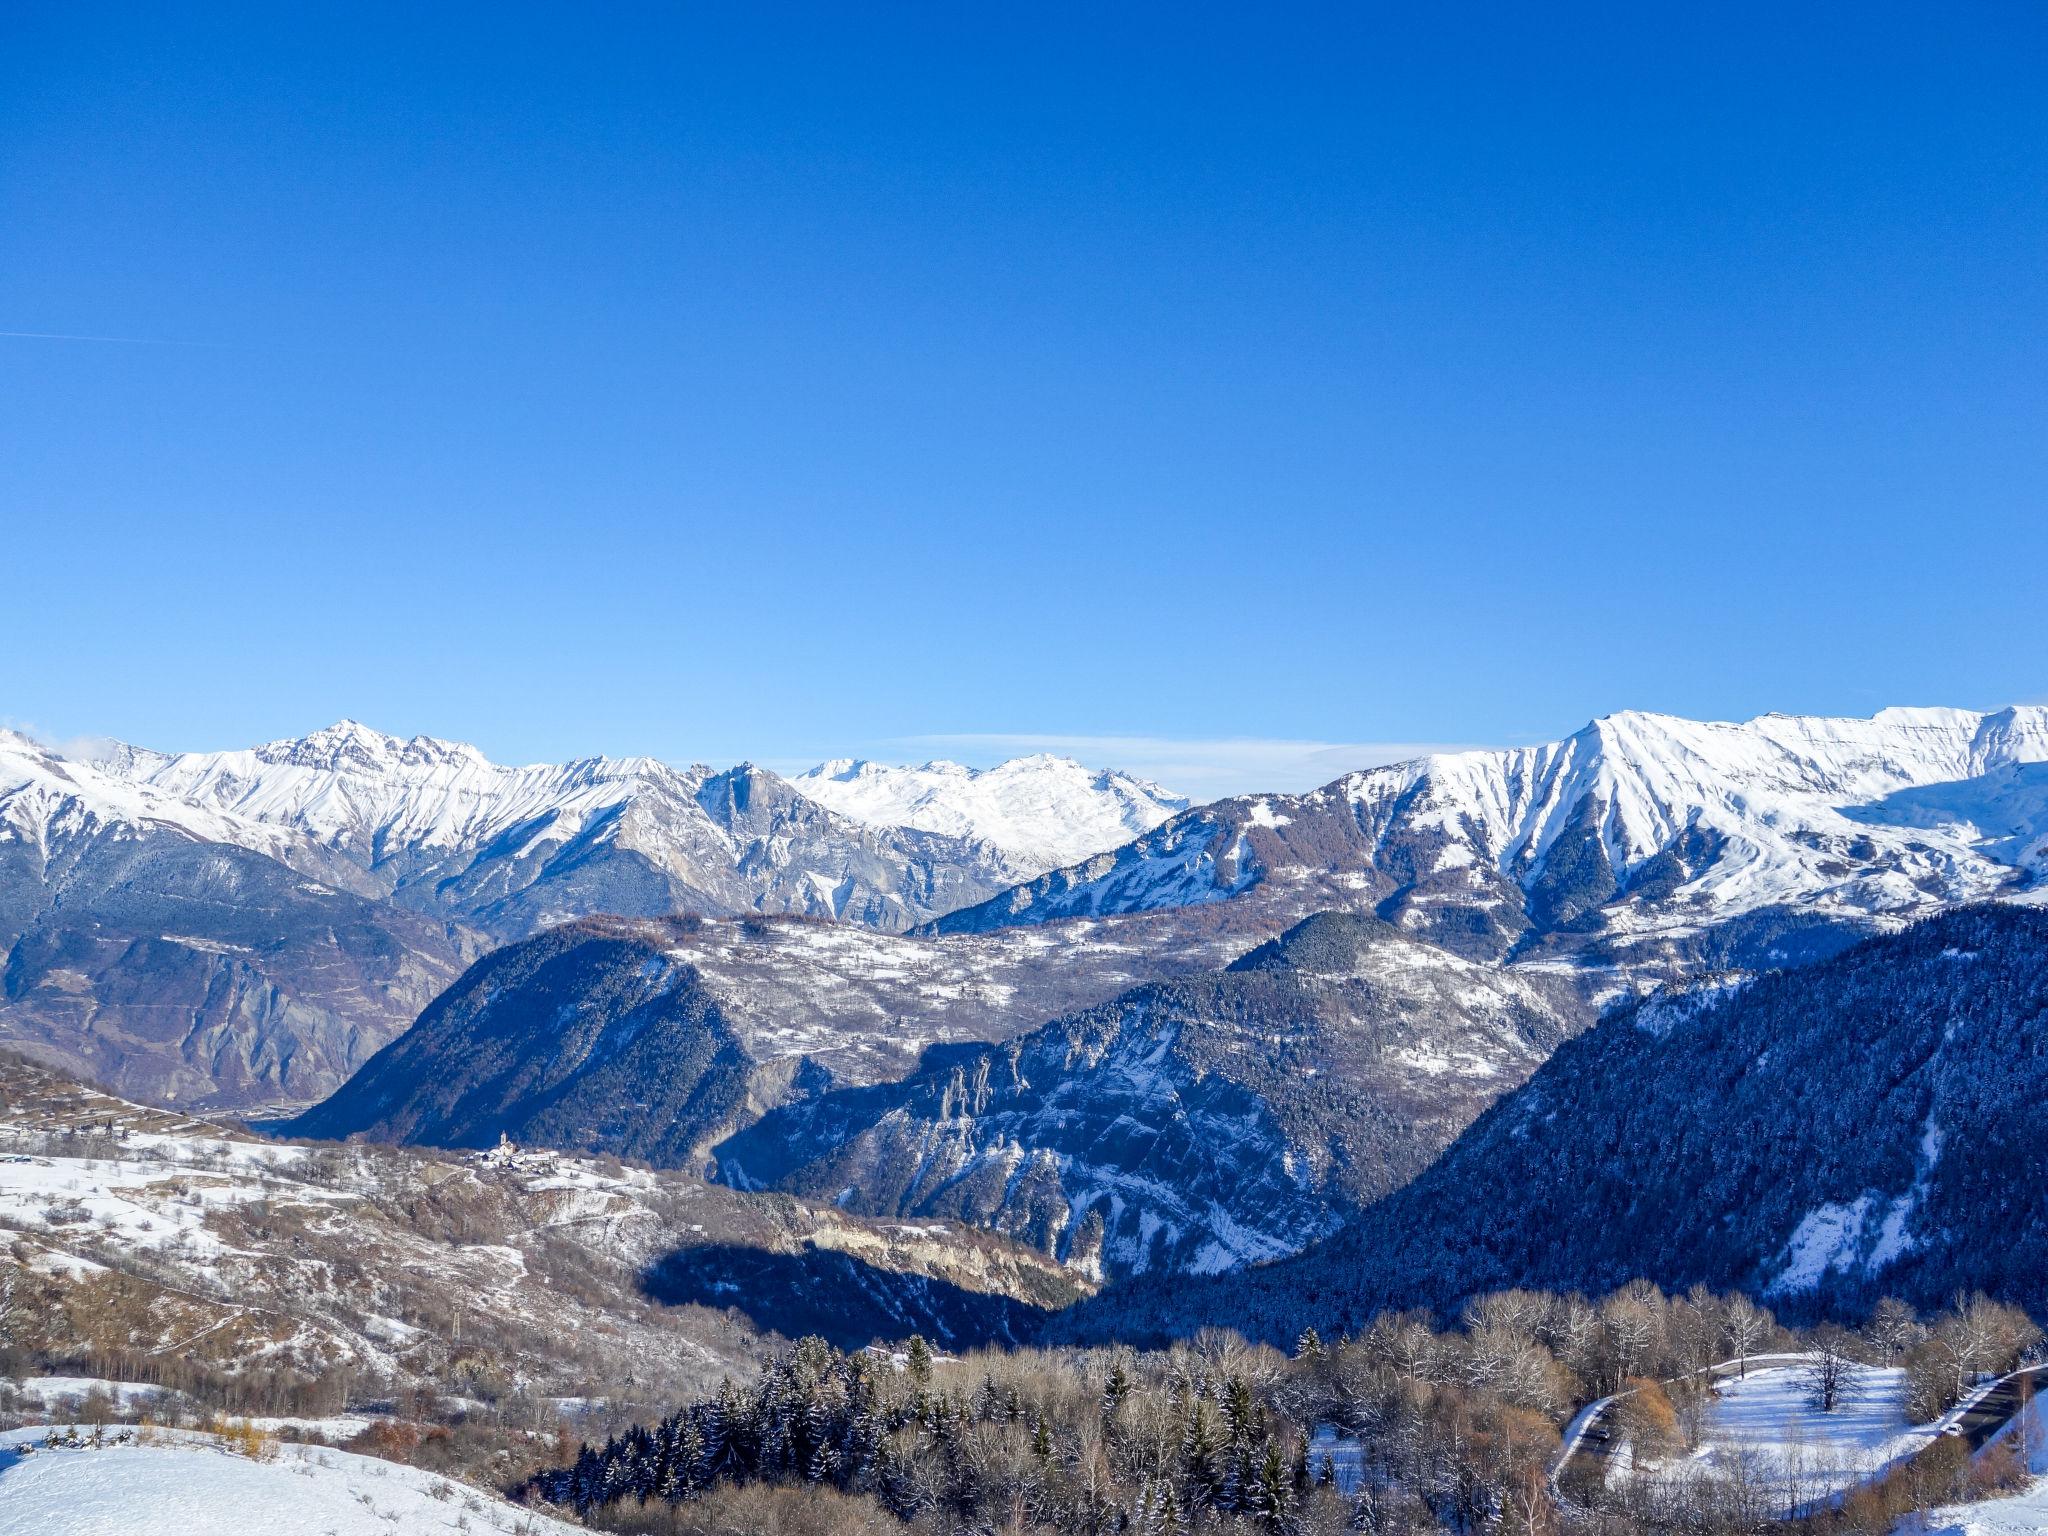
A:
5 4 2045 796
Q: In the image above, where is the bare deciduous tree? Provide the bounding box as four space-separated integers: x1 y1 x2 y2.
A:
1722 1295 1769 1379
1805 1329 1855 1413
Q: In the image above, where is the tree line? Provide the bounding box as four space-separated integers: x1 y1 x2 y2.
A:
523 1283 2043 1536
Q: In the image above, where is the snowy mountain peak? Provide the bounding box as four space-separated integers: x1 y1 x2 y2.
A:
789 752 1188 876
1338 704 2048 893
938 705 2048 957
252 719 492 773
1 725 284 853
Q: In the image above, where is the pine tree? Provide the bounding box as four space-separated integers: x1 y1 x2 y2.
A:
1182 1399 1223 1507
567 1445 603 1511
670 1418 705 1501
1296 1326 1325 1363
1224 1436 1259 1514
1252 1440 1293 1535
1103 1355 1133 1425
905 1333 933 1384
1222 1375 1257 1443
700 1378 739 1478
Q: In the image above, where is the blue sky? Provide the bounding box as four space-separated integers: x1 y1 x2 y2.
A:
4 4 2045 798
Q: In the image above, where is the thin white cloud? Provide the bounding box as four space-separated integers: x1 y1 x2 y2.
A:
0 716 126 762
890 733 1480 803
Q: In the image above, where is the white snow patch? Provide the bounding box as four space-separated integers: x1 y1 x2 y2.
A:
0 1425 581 1535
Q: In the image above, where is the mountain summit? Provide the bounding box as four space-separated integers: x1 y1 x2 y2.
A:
790 753 1186 876
936 705 2048 974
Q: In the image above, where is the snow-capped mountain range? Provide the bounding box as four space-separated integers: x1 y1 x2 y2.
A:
89 721 1180 907
0 720 1185 1106
92 721 998 934
938 706 2048 972
8 702 2048 1116
790 755 1186 876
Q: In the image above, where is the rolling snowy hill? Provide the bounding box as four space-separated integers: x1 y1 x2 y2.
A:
714 911 1583 1279
306 901 1586 1282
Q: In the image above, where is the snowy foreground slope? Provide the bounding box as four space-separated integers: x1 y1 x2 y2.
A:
0 1050 1089 1416
0 1428 575 1536
791 754 1186 876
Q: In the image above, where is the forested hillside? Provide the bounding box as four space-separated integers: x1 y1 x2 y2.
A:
1067 905 2048 1344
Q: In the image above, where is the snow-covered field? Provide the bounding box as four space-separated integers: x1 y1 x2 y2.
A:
7 1377 173 1414
1308 1423 1366 1495
1628 1364 1948 1510
0 1426 577 1536
1918 1481 2048 1536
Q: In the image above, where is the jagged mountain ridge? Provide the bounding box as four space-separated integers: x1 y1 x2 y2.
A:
790 754 1187 877
99 720 1029 936
935 706 2048 975
1058 904 2048 1344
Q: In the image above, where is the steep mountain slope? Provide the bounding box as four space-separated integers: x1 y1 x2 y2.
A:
935 707 2048 978
791 754 1186 876
713 912 1583 1280
102 721 1023 936
0 730 477 1109
289 911 1250 1159
1068 905 2048 1343
291 923 760 1163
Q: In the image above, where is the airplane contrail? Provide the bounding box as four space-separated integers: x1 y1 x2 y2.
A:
0 329 229 348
